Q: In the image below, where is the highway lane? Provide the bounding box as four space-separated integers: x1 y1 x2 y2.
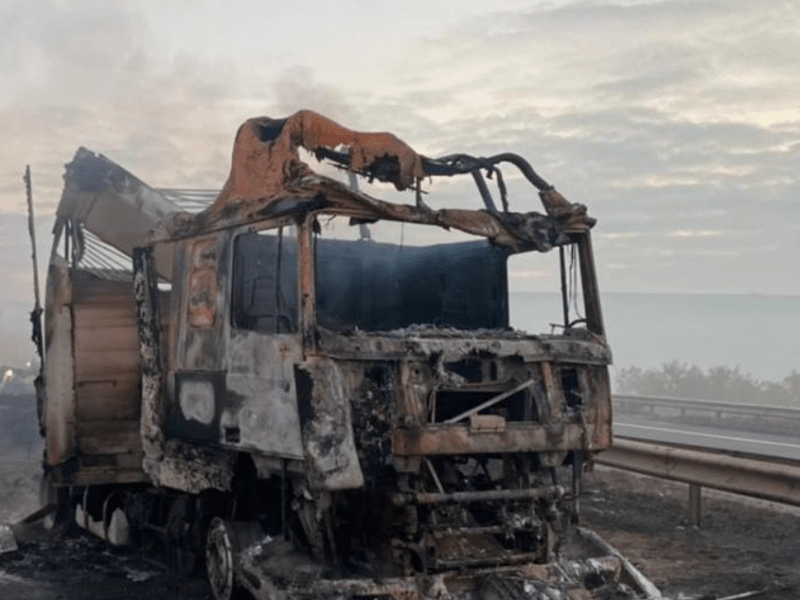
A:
614 415 800 461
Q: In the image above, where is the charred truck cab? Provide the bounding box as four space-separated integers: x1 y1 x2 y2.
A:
37 111 639 600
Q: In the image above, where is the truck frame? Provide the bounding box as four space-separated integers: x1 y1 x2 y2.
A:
34 110 648 600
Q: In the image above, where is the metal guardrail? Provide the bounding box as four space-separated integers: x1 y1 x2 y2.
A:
613 394 800 425
596 437 800 524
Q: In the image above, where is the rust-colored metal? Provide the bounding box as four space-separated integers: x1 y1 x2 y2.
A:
392 422 605 456
397 484 565 505
151 109 596 251
186 239 217 328
298 218 316 344
214 110 425 211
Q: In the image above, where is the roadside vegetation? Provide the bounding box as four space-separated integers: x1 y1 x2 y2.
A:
615 361 800 407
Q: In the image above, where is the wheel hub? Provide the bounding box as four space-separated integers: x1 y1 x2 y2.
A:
206 517 235 600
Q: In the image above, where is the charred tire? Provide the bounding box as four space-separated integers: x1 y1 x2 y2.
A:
206 517 236 600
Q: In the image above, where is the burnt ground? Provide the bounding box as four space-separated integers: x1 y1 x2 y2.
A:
581 467 800 600
1 458 799 600
0 460 212 600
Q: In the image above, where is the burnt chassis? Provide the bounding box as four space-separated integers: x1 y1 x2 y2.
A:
35 110 634 599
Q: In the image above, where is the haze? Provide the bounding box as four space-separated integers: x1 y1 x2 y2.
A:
1 0 798 376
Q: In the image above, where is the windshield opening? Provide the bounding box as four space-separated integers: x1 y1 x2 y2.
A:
313 217 510 332
508 243 588 336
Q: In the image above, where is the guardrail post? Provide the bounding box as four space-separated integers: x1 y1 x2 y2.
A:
688 483 702 526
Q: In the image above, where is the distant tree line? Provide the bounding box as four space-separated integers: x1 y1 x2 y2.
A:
615 361 800 406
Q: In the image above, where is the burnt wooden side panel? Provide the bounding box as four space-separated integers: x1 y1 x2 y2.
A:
74 324 138 352
75 420 142 455
73 277 138 302
73 305 137 328
74 350 139 380
71 277 173 465
75 377 140 421
72 278 142 457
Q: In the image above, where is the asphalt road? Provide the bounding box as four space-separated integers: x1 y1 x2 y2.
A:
614 415 800 461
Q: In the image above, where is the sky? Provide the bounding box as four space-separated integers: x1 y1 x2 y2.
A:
0 0 798 366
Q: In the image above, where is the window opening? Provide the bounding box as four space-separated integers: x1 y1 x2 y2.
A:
231 227 298 333
560 366 583 411
313 217 509 332
569 244 584 324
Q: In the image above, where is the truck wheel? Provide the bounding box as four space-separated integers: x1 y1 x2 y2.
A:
206 517 236 600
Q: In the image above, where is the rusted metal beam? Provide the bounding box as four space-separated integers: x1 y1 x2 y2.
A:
393 422 605 456
55 149 179 278
598 438 800 507
576 527 663 600
394 485 565 505
577 232 605 337
298 218 316 346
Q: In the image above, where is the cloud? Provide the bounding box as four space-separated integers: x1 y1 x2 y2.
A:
670 229 725 238
2 0 798 298
378 0 800 294
0 0 250 213
272 67 362 125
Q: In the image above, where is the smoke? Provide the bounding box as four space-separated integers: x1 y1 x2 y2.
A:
272 67 361 125
0 0 246 215
0 0 243 319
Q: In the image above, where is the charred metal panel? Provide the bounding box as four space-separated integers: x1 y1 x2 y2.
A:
133 246 169 467
145 441 235 493
294 358 364 490
169 371 227 443
225 330 304 459
58 148 178 279
586 364 613 448
347 363 397 479
42 256 77 467
316 329 612 364
220 225 306 459
174 234 231 372
187 239 218 329
169 232 235 452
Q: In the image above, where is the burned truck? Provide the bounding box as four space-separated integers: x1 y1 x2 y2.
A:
35 110 642 599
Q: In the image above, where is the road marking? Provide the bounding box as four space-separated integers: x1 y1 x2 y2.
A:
615 421 800 451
